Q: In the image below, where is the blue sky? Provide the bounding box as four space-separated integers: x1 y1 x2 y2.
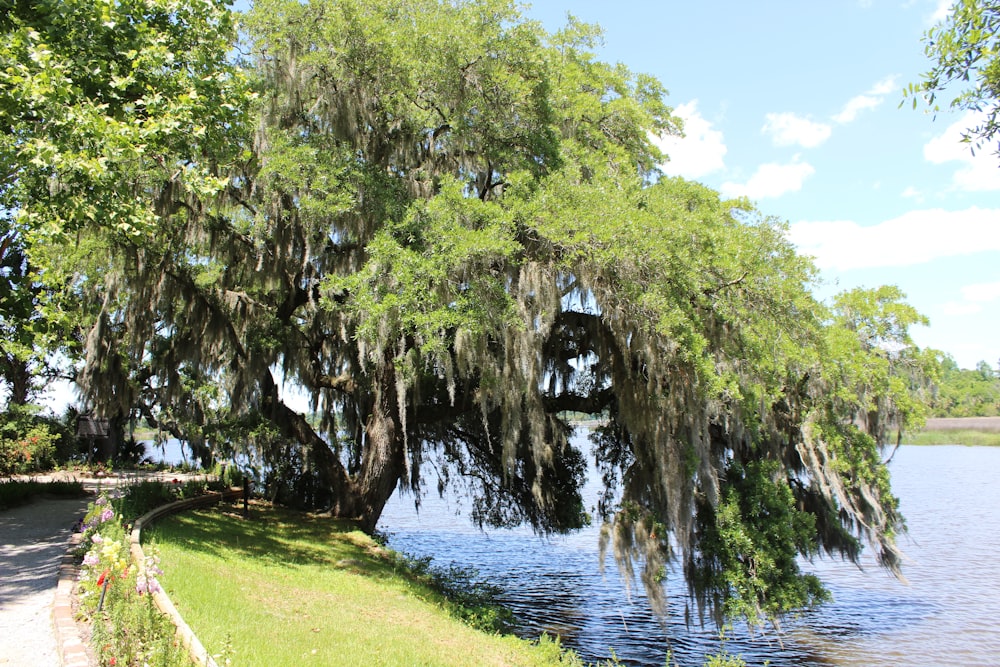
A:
522 0 999 370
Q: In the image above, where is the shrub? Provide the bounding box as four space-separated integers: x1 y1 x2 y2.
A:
0 418 58 476
0 479 86 510
110 480 180 523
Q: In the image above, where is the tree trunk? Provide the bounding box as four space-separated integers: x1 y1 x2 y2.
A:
259 370 360 517
260 364 404 532
1 355 32 406
355 358 406 533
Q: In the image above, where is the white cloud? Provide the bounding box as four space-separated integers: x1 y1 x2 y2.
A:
961 281 1000 303
787 207 1000 271
720 159 814 199
942 282 1000 317
762 112 832 148
928 0 952 24
924 111 1000 191
833 76 899 123
653 100 727 179
901 185 923 200
942 301 984 316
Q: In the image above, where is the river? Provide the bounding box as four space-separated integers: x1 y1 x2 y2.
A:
378 438 1000 666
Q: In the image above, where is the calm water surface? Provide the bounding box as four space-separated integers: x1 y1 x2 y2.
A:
379 440 1000 666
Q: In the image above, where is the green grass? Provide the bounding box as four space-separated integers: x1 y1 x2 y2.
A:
905 430 1000 447
145 502 582 667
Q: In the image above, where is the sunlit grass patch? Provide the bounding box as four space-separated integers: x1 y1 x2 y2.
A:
145 502 580 667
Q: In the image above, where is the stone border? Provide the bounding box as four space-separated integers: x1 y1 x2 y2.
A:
54 530 92 667
56 489 241 667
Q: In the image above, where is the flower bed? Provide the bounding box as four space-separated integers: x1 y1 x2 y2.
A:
76 489 193 667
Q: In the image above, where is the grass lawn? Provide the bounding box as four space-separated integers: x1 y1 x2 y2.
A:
145 502 576 667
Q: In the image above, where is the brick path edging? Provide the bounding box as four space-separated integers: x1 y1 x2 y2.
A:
53 531 91 667
55 489 242 667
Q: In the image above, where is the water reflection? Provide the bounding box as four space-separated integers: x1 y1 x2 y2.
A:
380 440 1000 666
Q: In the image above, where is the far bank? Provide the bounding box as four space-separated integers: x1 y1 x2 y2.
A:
910 416 1000 446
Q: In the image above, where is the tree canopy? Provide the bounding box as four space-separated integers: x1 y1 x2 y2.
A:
3 0 932 628
909 0 1000 155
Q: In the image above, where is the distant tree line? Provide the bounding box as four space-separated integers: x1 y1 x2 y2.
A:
927 356 1000 417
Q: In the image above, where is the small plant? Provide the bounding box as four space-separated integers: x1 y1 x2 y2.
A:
212 633 237 666
703 651 748 667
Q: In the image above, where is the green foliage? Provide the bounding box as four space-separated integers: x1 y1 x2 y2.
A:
908 429 1000 446
907 0 1000 156
1 0 248 241
90 588 191 667
0 220 65 406
816 423 894 501
0 0 250 438
703 651 748 667
822 285 932 441
0 478 85 509
0 0 937 631
691 460 829 628
926 354 1000 416
0 404 62 475
109 479 188 523
114 437 148 467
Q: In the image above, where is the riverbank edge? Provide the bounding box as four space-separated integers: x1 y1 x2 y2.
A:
58 488 241 667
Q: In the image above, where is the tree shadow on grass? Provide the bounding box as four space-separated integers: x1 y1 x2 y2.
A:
142 500 402 580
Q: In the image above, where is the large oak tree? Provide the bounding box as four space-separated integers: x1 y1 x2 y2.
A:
8 0 931 627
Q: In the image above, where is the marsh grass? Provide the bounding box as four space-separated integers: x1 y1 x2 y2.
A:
905 430 1000 447
145 502 584 667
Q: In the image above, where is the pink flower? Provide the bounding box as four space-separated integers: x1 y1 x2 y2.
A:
136 575 161 595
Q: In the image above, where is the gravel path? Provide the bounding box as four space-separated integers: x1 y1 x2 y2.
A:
0 496 90 667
